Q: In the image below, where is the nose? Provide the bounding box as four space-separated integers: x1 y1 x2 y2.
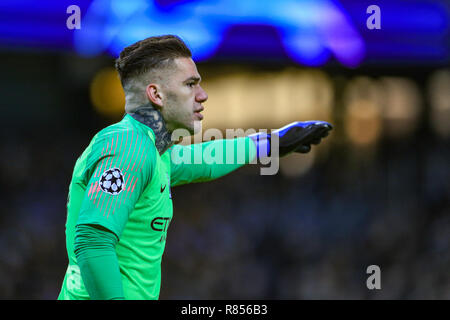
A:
196 85 208 103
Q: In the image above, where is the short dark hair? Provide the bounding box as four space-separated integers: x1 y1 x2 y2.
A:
115 35 192 87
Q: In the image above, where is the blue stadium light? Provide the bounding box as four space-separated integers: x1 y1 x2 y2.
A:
73 0 366 67
0 0 447 66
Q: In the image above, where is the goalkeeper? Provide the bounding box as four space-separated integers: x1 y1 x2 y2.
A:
57 35 332 300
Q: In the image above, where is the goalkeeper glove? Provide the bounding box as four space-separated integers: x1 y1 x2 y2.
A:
249 121 333 159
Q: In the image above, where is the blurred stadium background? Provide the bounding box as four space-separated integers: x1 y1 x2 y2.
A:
0 0 449 299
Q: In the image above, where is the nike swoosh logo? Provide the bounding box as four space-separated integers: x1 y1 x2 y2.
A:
160 185 166 193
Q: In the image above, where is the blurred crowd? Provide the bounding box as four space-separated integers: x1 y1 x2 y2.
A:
161 135 450 299
0 120 448 299
0 51 448 299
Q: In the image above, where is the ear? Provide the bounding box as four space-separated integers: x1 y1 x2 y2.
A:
145 84 164 108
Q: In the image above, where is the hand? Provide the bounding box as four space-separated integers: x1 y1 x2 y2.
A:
249 121 333 158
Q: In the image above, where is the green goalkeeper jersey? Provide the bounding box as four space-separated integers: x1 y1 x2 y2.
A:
58 114 256 300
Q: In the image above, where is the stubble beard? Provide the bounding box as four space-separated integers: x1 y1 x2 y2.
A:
163 92 197 135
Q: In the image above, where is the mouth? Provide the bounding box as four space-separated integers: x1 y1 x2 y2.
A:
194 106 204 120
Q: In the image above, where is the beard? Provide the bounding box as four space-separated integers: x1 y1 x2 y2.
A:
162 92 197 134
192 119 202 135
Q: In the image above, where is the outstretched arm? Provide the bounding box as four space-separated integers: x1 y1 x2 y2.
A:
169 120 333 186
169 136 257 187
249 120 333 158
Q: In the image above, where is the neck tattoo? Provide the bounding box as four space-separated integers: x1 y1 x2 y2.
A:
128 104 174 155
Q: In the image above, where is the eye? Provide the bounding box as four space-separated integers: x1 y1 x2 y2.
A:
187 82 196 88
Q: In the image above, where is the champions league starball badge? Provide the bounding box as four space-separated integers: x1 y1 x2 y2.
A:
99 168 125 195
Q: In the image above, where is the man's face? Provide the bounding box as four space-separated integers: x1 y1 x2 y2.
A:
159 57 208 134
